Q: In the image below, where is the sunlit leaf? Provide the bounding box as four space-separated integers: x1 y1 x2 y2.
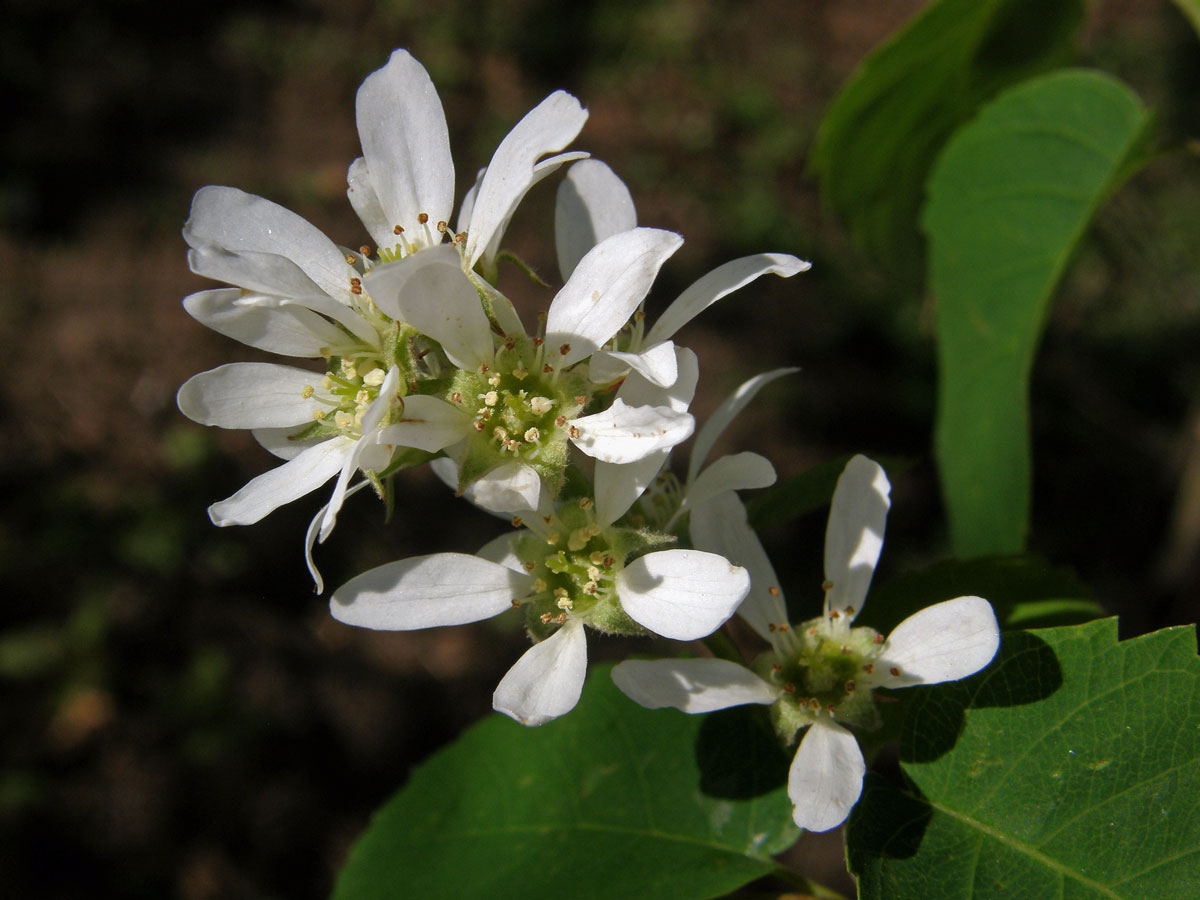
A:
849 619 1200 899
331 664 797 900
809 0 1083 283
925 70 1152 557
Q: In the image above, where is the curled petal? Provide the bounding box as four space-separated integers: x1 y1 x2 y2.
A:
355 49 454 245
612 658 777 714
555 159 637 282
646 253 810 347
493 619 588 726
544 228 682 368
465 90 589 268
570 399 694 464
868 596 1000 688
208 436 354 526
617 549 750 640
684 452 776 512
788 719 865 833
177 362 328 429
824 455 890 624
305 479 371 593
588 340 679 388
330 553 533 630
364 246 494 371
687 367 798 483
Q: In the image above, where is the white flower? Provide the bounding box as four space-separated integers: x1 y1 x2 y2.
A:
360 225 696 500
330 498 751 727
612 455 1000 832
554 160 811 389
178 49 590 536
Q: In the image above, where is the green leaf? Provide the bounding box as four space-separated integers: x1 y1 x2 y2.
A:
864 554 1105 636
848 619 1200 899
332 664 798 900
809 0 1083 282
925 70 1153 557
1170 0 1200 39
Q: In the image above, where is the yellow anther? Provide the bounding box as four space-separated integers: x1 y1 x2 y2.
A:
301 385 314 399
363 368 386 386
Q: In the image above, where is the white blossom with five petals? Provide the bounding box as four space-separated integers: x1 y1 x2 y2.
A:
612 454 1000 832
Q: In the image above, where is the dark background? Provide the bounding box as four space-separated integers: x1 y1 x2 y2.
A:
1 1 1197 897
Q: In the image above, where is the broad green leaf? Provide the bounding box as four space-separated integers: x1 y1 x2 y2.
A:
848 619 1200 899
1171 0 1200 38
925 70 1152 557
332 664 798 900
864 554 1105 637
809 0 1083 282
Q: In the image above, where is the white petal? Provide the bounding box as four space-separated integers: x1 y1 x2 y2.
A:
544 228 683 368
465 462 542 515
331 552 533 630
685 452 776 512
355 49 453 245
555 159 637 281
305 479 371 593
177 362 327 428
570 398 694 464
208 436 353 526
183 289 347 357
614 346 699 412
493 619 588 726
617 549 750 640
271 292 380 347
870 596 1000 688
645 253 811 346
824 455 890 622
346 156 393 251
788 719 865 832
588 340 679 388
593 449 667 528
184 186 358 302
363 246 494 371
475 532 525 573
689 492 788 642
470 150 590 270
319 367 400 541
376 395 472 452
611 658 777 713
687 367 798 483
465 90 588 268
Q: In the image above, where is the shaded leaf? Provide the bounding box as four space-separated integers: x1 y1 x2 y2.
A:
332 664 798 900
925 70 1153 556
864 553 1105 636
849 619 1200 899
809 0 1083 283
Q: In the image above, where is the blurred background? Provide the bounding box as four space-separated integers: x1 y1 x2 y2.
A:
1 0 1197 897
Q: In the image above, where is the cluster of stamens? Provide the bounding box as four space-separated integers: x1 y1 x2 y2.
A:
306 357 392 437
514 499 621 631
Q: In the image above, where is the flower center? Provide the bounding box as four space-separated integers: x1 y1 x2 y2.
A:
759 618 887 742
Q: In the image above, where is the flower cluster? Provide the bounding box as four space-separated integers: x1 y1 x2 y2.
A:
179 49 998 834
